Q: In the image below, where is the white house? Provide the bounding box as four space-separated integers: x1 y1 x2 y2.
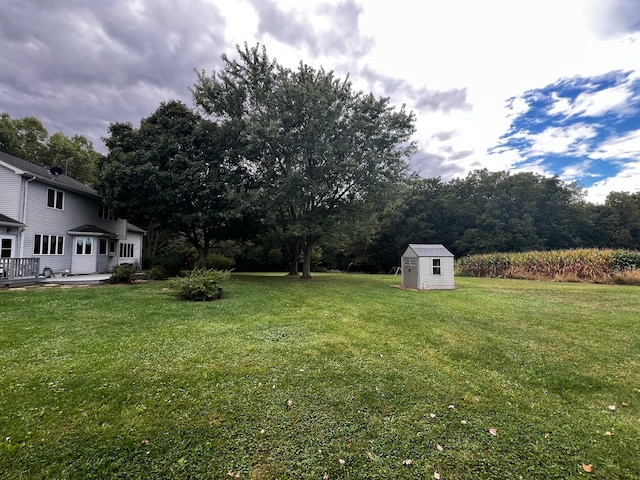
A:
0 151 144 284
401 244 455 290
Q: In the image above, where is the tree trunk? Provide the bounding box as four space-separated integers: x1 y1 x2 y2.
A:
301 237 316 279
195 246 208 269
285 238 300 276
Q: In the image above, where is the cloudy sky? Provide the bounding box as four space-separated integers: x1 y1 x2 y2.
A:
1 0 639 203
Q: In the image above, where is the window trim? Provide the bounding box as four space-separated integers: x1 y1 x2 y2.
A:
75 237 93 255
47 188 64 210
432 258 442 275
98 204 116 221
34 234 65 255
119 242 134 258
99 238 108 255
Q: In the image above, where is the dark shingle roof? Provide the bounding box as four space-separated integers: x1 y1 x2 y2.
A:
0 213 25 226
0 150 100 199
67 224 116 236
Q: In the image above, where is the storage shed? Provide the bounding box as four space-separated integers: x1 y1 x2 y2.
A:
401 244 455 290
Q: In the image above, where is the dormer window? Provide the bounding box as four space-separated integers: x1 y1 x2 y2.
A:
47 188 64 210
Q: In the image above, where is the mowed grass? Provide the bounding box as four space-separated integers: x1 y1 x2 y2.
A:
1 275 639 479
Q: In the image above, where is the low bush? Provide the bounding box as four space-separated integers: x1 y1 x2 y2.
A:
109 264 137 283
206 254 236 271
150 254 185 277
144 265 167 280
170 269 230 301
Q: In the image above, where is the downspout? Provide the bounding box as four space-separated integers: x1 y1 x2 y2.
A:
19 176 36 257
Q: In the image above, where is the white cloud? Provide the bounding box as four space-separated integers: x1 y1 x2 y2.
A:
591 129 640 159
526 123 600 156
573 83 633 117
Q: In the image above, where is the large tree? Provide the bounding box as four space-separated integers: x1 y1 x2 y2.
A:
97 100 253 268
1 112 101 185
193 44 416 278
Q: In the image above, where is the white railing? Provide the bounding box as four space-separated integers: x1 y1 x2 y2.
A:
0 258 41 280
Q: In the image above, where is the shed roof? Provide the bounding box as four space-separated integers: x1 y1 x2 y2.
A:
405 244 454 257
0 150 100 199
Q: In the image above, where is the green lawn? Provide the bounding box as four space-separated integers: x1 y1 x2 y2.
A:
1 274 639 479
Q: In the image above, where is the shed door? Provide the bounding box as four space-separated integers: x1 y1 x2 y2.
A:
403 257 418 289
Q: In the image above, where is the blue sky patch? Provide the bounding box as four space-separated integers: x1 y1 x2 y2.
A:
493 71 640 188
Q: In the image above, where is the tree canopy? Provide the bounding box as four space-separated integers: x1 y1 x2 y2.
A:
0 112 101 184
97 100 255 268
192 44 416 277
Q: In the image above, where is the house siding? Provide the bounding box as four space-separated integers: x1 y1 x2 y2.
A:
1 151 144 276
0 163 23 220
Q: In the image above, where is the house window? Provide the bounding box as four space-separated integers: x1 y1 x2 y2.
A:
75 237 92 255
99 238 108 255
109 240 116 254
99 204 115 221
47 188 64 210
34 234 65 255
403 258 417 266
432 258 441 275
119 243 134 258
1 238 12 258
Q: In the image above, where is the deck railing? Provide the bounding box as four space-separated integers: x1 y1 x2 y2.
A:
0 258 41 280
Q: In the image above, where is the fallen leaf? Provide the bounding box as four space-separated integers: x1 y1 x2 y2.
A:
436 443 444 452
434 473 441 480
141 438 150 445
544 433 550 439
605 431 614 436
339 458 345 466
582 463 593 473
460 419 468 425
622 402 628 407
489 428 498 437
259 429 265 435
448 404 455 409
403 459 413 466
608 405 616 411
287 400 293 407
429 413 437 418
367 452 374 460
323 473 329 480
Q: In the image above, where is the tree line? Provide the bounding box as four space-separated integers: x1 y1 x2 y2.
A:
3 45 639 276
0 113 102 184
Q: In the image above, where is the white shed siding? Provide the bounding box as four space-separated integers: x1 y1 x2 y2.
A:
417 256 455 290
401 244 455 290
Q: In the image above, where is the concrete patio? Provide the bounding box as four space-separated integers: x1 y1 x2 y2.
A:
40 273 113 286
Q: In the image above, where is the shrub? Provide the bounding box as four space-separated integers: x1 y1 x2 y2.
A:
144 265 167 280
150 254 185 277
170 269 230 301
110 264 137 284
206 254 236 271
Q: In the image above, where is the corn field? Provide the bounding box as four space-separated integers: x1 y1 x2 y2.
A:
456 249 640 283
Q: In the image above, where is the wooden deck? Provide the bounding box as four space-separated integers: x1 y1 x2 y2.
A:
1 258 112 287
0 258 41 287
